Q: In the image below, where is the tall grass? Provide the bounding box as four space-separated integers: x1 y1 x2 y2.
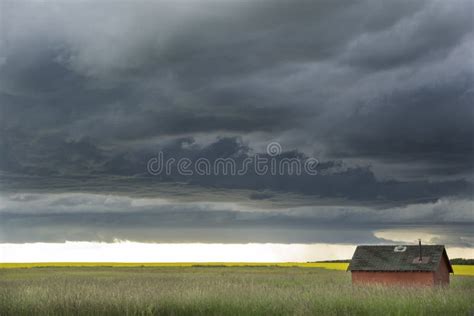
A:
0 267 473 315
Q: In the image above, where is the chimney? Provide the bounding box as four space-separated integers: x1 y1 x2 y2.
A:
418 239 422 262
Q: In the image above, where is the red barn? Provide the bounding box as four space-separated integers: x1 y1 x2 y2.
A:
347 244 453 286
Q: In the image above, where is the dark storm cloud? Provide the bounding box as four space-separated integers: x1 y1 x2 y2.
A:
326 78 474 174
0 0 473 244
340 0 473 69
1 136 471 206
0 0 472 176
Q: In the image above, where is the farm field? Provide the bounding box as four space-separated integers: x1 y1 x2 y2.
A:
1 262 473 275
0 266 473 315
0 262 349 270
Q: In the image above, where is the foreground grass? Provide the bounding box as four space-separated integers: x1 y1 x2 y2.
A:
0 267 473 315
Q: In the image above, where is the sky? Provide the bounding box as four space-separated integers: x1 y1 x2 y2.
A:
0 0 473 262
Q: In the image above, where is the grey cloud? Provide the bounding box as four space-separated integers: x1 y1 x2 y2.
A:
0 0 473 246
340 0 474 69
0 193 472 245
1 137 471 206
325 78 474 174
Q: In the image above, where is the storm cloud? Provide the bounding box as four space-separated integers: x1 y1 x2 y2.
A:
0 193 472 247
0 0 473 246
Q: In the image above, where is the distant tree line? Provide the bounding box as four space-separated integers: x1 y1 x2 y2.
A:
311 258 474 265
309 260 351 263
449 258 474 265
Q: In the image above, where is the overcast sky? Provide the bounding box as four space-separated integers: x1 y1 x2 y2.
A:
0 0 473 260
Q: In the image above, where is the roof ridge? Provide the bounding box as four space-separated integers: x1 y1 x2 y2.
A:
356 244 445 247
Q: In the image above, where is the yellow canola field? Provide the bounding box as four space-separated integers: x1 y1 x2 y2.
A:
0 262 472 275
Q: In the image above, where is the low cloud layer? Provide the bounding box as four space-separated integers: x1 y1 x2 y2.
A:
0 193 472 247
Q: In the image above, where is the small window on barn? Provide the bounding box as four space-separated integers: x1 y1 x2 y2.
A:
393 245 406 252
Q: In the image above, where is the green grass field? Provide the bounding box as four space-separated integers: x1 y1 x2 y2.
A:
0 266 473 315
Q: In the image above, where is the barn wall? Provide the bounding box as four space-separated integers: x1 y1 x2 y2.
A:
433 254 450 285
351 271 434 286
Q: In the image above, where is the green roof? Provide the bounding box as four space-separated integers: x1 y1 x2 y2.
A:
347 245 453 272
